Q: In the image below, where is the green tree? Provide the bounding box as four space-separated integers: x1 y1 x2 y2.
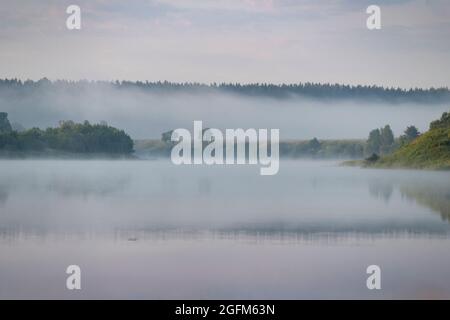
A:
380 125 394 154
404 126 420 140
18 128 46 150
307 137 321 155
400 125 420 145
0 112 12 134
0 120 134 155
365 129 381 155
430 111 450 130
161 130 174 144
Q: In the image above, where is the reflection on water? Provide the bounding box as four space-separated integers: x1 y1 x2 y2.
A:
1 160 449 237
367 172 450 223
400 185 450 222
0 160 450 299
368 179 394 202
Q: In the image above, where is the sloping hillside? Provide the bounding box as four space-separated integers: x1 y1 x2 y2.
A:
374 112 450 170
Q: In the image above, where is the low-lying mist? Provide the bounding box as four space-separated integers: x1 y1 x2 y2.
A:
1 83 448 140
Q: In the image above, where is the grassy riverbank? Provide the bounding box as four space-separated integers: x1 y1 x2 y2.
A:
343 111 450 170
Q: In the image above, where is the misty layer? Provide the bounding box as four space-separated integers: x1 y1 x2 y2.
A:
0 79 449 140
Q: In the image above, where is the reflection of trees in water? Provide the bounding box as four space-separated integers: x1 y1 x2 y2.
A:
399 186 450 222
44 176 130 197
0 186 8 205
368 180 393 202
368 173 450 222
0 175 130 199
0 178 15 206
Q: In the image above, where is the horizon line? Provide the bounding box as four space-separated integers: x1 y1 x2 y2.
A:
1 78 449 92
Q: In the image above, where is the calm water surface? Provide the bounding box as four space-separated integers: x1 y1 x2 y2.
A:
0 160 449 299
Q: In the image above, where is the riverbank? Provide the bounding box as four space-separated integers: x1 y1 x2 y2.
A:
0 149 136 159
342 111 450 171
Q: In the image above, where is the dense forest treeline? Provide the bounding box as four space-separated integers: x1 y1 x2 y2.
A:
0 113 133 156
1 108 432 160
1 78 449 103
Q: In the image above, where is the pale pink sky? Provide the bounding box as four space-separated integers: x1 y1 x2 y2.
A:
0 0 449 88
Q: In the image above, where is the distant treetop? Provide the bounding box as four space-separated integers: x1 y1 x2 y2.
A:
0 78 449 104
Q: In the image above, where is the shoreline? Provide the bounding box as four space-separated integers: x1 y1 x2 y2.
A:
341 159 450 171
0 150 136 160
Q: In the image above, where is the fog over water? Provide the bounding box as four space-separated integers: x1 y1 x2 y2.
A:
1 85 448 139
1 160 449 235
1 0 450 301
1 160 450 299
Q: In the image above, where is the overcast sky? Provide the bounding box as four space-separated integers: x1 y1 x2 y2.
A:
0 0 449 88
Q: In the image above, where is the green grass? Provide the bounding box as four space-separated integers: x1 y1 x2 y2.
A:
372 127 450 170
